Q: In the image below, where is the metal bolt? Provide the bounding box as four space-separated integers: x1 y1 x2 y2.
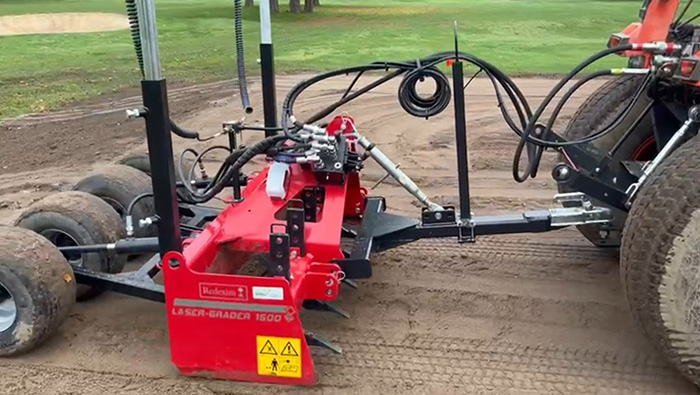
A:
277 265 283 272
169 258 180 268
126 108 145 119
276 251 283 259
599 230 610 239
555 166 569 181
595 167 601 174
290 250 298 259
355 208 361 214
435 212 443 220
612 177 618 184
276 237 283 245
326 289 333 296
326 279 333 286
292 224 299 231
334 162 342 170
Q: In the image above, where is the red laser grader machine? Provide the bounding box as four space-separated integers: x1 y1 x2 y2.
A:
3 0 700 388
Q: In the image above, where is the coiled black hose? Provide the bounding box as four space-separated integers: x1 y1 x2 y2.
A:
125 0 144 73
234 0 253 114
398 66 452 119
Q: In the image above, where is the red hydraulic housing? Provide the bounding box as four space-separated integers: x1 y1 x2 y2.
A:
161 117 367 385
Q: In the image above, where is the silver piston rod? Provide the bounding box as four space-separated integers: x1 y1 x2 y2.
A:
625 105 700 206
355 134 444 211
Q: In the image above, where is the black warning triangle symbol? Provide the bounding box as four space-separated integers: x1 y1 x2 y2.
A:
280 341 299 357
259 340 278 355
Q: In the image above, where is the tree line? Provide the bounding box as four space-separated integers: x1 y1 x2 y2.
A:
245 0 321 13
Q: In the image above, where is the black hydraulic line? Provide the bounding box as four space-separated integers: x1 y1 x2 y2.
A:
279 45 638 185
187 145 231 186
342 71 366 99
528 69 614 175
127 192 154 217
234 0 253 114
511 44 635 181
675 0 694 26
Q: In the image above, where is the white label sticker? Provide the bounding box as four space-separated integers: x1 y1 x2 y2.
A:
253 286 284 301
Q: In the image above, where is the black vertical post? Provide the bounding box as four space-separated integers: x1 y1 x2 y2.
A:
228 130 242 202
259 1 277 137
142 81 182 255
136 0 181 256
260 43 277 137
452 60 471 221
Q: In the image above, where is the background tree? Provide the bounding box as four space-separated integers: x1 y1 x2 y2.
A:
245 0 254 6
289 0 301 13
304 0 314 12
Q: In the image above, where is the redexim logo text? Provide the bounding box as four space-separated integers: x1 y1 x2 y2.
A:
199 283 248 301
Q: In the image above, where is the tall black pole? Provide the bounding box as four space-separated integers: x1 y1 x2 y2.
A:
136 0 182 255
452 59 471 221
259 0 277 137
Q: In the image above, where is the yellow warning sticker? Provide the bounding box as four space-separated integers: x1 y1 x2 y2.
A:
257 336 302 378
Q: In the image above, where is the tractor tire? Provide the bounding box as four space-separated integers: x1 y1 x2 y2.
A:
14 191 126 301
72 164 156 238
620 135 700 386
558 74 656 247
0 226 76 356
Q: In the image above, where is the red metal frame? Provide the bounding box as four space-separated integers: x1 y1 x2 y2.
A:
614 0 679 65
161 116 364 385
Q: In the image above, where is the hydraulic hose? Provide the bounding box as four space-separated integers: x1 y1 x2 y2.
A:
234 0 253 114
185 135 288 203
398 65 452 118
511 43 635 181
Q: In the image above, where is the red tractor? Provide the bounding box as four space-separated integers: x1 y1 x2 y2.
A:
2 0 700 389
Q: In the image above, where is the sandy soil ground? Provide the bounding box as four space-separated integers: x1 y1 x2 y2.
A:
0 13 128 36
1 74 699 395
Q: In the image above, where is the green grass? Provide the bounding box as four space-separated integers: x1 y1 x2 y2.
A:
0 0 682 119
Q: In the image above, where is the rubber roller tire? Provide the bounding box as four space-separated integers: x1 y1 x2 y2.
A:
14 191 127 301
117 151 197 204
0 226 76 356
557 74 656 248
117 151 196 178
117 152 152 176
72 164 156 238
620 135 700 386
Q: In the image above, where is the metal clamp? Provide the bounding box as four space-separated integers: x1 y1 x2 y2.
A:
457 218 475 243
550 192 613 227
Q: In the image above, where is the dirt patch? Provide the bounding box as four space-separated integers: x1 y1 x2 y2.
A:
0 13 128 36
0 80 241 173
